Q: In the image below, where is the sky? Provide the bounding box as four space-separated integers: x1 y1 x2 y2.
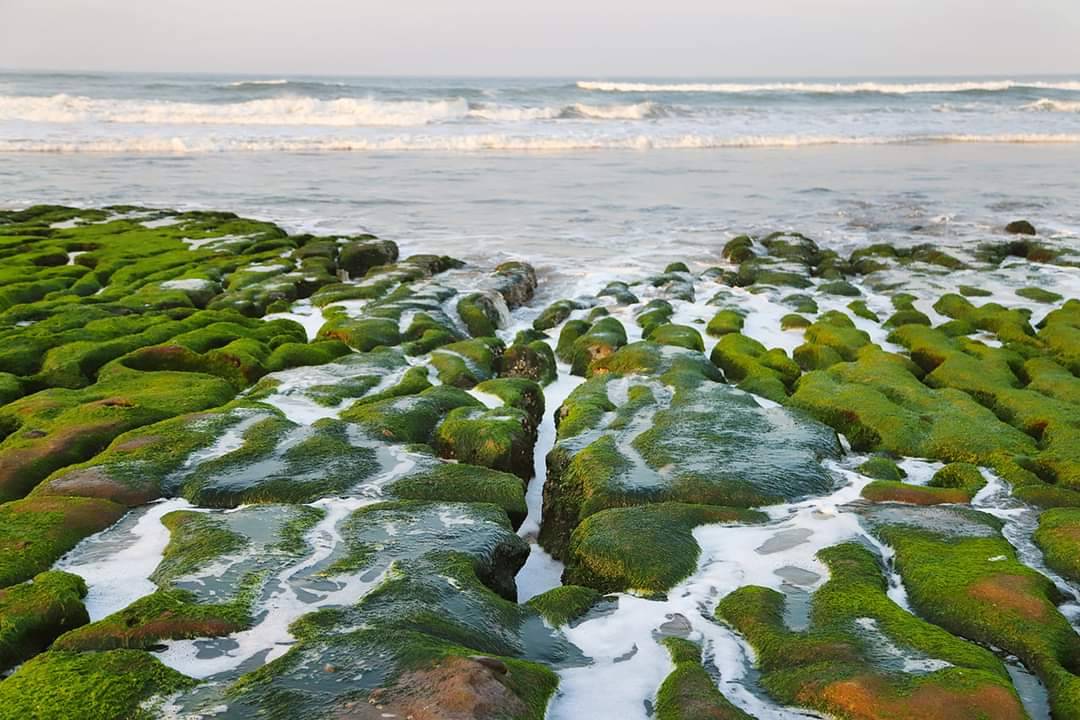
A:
2 0 1078 77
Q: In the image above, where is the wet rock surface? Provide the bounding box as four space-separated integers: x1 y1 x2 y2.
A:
0 206 1077 719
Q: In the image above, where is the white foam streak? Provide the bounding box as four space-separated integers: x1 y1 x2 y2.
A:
1023 98 1080 112
5 132 1080 154
0 94 472 127
56 498 195 621
578 79 1080 94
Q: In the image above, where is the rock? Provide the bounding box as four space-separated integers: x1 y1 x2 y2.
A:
1005 219 1037 236
717 542 1027 720
0 571 89 672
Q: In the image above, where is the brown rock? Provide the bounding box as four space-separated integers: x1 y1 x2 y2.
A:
336 656 526 720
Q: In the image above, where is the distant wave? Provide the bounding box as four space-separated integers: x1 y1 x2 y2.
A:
226 79 291 86
4 132 1080 154
0 94 473 127
577 80 1080 94
0 94 670 126
222 79 350 90
1023 98 1080 112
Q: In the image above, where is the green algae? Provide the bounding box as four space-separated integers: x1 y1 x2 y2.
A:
434 406 535 479
0 496 126 588
865 506 1080 718
656 637 753 720
718 542 1025 720
0 649 195 720
0 571 88 672
525 585 602 627
1034 508 1080 582
565 502 765 596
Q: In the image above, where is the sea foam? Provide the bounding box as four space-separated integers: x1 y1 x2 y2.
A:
4 132 1080 153
577 79 1080 94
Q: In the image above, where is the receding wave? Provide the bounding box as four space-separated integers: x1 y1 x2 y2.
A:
0 94 473 127
577 79 1080 94
1023 98 1080 112
4 132 1080 154
0 94 673 126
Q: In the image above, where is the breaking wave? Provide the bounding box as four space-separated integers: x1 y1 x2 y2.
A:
4 132 1080 154
1022 98 1080 112
0 94 668 127
577 79 1080 94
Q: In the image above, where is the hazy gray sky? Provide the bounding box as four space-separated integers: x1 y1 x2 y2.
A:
2 0 1078 77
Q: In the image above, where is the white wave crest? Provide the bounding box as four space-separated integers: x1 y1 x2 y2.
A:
226 79 291 87
4 132 1080 154
570 102 661 119
577 79 1080 94
0 94 673 127
1022 98 1080 112
466 105 562 122
0 94 472 127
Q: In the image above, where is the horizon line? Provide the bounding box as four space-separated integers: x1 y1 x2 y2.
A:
3 66 1080 81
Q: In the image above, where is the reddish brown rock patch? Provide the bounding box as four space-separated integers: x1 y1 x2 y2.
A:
818 674 1025 720
968 574 1048 621
335 656 527 720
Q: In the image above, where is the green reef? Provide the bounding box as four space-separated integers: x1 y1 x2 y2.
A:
1 208 1078 719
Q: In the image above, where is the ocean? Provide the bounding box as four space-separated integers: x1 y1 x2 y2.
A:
2 71 1080 289
2 72 1080 273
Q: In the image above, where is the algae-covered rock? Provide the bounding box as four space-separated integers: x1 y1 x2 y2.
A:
338 237 399 278
434 405 535 479
172 500 568 719
55 505 320 652
706 309 745 337
861 463 985 506
500 338 557 385
0 571 88 672
1034 508 1080 582
0 649 195 719
0 496 126 588
636 299 675 336
1005 219 1037 236
647 323 705 352
0 366 237 502
431 337 504 388
1017 287 1064 304
344 384 481 444
865 504 1080 717
858 456 905 481
569 317 628 376
710 333 799 402
717 542 1026 720
387 460 528 527
565 503 764 595
656 637 752 720
541 343 839 561
474 377 545 430
533 299 583 331
525 585 602 627
168 415 379 506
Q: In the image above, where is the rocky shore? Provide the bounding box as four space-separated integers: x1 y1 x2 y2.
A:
0 205 1077 719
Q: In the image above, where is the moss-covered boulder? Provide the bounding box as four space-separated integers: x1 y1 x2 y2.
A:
564 503 764 595
0 496 126 588
0 571 88 672
863 505 1080 717
656 637 753 720
718 542 1026 720
0 649 194 719
434 406 535 479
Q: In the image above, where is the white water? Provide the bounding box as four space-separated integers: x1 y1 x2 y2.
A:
56 498 195 621
155 496 381 678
